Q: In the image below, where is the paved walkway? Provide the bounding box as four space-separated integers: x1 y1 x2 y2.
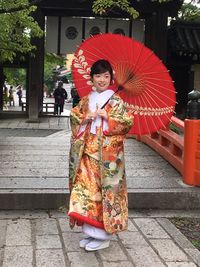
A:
0 210 200 267
0 116 70 130
0 117 200 266
1 117 199 210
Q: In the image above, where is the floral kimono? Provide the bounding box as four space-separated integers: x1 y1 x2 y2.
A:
68 90 134 234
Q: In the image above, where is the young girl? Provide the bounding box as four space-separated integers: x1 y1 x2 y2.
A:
68 59 134 251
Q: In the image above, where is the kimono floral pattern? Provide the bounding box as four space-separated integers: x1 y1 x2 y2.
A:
68 93 134 234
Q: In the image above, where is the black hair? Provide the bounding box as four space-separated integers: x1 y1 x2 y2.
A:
58 81 63 86
90 59 113 81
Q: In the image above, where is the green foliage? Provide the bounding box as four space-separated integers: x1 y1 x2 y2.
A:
179 1 200 21
0 0 43 63
44 53 65 93
170 217 200 251
4 68 26 87
191 239 200 249
92 0 139 18
92 0 173 18
44 53 65 81
92 0 200 20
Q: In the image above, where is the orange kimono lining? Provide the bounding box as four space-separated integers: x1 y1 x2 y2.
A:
68 212 104 229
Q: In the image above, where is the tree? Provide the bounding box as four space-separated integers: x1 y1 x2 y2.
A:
4 68 26 88
44 53 65 95
0 1 44 109
178 1 200 21
0 0 43 63
92 0 179 18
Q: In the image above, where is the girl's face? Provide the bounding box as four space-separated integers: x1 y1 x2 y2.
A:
92 71 111 93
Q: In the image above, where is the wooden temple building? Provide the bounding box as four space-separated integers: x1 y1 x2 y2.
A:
168 20 200 118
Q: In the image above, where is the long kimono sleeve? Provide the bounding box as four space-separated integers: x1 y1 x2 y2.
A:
69 96 89 191
105 95 134 136
70 96 88 137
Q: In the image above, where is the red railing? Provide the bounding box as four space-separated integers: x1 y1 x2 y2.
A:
184 119 200 185
136 116 200 186
137 116 184 174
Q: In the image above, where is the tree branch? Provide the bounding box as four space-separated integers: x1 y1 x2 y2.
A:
0 0 45 14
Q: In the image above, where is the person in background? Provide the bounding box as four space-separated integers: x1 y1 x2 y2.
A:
43 84 48 98
68 59 134 251
53 81 68 115
3 85 9 109
9 86 15 106
70 83 80 108
17 86 23 106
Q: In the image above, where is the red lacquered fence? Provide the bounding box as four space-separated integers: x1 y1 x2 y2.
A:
136 116 200 186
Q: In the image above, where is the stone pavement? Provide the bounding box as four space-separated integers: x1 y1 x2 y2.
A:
0 117 200 266
0 209 200 267
0 116 70 130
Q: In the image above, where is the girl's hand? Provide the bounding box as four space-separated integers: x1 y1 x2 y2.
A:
96 109 108 120
86 112 97 121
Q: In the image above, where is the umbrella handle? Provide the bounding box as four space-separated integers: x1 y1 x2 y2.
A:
101 86 122 109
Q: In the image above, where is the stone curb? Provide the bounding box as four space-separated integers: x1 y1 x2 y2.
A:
157 218 200 267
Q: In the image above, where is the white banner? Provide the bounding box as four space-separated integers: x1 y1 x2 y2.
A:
108 19 129 36
60 17 83 54
132 20 145 42
46 17 145 54
46 17 59 53
85 18 106 39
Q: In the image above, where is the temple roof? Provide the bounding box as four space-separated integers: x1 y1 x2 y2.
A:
168 20 200 62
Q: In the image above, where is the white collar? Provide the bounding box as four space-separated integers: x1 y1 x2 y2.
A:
89 89 114 111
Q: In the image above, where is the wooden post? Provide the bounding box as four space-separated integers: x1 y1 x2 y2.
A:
184 120 200 186
183 90 200 186
28 8 45 122
144 11 168 62
0 65 5 111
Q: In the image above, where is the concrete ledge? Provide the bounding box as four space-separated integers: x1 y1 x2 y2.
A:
0 189 200 210
0 112 27 119
128 190 200 210
0 192 69 210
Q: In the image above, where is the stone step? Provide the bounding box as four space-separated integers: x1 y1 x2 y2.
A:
1 135 200 210
0 176 186 189
0 174 199 210
0 188 200 210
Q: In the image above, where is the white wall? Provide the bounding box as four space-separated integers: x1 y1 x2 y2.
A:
60 17 83 54
46 17 59 53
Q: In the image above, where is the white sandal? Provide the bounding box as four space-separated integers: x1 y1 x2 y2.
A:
79 237 93 248
85 239 110 251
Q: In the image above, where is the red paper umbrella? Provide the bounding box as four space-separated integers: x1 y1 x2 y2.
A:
72 33 176 135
